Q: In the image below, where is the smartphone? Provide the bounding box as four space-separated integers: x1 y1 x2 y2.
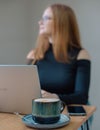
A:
67 106 87 116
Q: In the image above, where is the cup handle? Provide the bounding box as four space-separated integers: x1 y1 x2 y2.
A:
60 101 66 113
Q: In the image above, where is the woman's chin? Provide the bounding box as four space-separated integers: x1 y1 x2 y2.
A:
39 30 45 34
39 29 49 35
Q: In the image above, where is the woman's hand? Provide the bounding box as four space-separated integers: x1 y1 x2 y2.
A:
41 90 59 99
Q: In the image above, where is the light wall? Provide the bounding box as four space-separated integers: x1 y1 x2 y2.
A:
0 0 33 64
0 0 100 129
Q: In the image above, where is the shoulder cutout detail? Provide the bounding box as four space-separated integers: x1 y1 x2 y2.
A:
77 49 91 60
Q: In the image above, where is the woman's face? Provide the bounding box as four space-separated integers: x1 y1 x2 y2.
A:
38 7 54 37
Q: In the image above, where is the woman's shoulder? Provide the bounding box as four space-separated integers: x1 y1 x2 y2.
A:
27 50 35 60
77 49 91 60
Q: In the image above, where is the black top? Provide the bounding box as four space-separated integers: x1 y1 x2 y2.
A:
36 45 91 105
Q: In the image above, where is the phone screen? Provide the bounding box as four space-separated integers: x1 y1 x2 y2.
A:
67 106 87 116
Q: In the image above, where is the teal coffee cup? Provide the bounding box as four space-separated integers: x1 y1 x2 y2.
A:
32 98 65 124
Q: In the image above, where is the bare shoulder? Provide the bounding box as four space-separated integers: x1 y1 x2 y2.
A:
27 50 35 59
77 49 91 60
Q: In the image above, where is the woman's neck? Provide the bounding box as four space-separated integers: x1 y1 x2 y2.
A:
49 37 53 44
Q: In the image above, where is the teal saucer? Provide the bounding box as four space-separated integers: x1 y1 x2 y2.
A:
22 114 70 129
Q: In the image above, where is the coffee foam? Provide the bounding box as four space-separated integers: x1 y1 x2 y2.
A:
34 98 59 102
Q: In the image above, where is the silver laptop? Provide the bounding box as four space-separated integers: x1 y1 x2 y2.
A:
0 65 41 114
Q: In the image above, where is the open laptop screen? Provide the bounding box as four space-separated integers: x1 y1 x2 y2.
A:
0 65 41 114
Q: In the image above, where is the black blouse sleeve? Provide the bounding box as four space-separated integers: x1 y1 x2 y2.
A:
58 59 91 105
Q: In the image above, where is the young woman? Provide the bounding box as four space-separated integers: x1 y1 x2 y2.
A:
27 3 91 105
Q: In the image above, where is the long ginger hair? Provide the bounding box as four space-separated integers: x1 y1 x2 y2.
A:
33 3 82 63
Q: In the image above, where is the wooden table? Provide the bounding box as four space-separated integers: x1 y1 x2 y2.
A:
0 105 96 130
